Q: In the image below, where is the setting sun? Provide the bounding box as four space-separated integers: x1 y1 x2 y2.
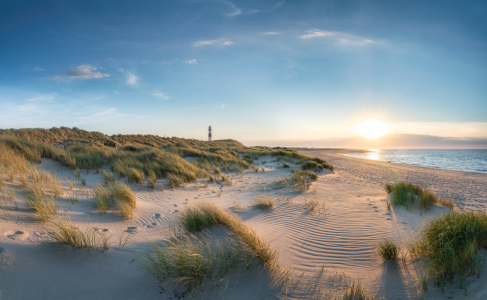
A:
354 119 389 139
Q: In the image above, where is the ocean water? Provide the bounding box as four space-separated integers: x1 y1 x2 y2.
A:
345 149 487 173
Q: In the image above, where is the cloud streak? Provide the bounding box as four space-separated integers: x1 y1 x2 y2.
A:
184 59 197 65
125 72 139 86
152 90 170 100
59 65 110 79
300 29 377 46
193 39 234 47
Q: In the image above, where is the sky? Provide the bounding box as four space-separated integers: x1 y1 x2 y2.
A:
1 0 486 148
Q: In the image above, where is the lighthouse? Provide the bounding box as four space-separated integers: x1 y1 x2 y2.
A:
208 126 212 141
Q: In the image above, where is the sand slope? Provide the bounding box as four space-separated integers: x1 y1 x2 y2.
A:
0 152 486 299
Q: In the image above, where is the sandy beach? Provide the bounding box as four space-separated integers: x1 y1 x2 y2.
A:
1 150 486 300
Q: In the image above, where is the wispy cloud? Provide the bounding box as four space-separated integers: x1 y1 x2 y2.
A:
300 29 377 46
184 59 198 65
262 31 279 35
219 103 226 108
224 1 258 17
223 1 282 17
193 39 234 47
152 90 170 100
0 96 128 128
55 64 110 80
27 95 56 102
33 66 45 71
125 72 139 86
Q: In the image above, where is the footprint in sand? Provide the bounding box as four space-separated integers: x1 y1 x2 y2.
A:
93 228 112 235
144 223 158 229
171 210 179 214
4 230 29 241
385 218 391 220
374 210 379 212
194 197 198 199
35 232 47 238
212 191 216 193
153 213 161 219
124 227 142 234
173 204 178 207
368 203 372 205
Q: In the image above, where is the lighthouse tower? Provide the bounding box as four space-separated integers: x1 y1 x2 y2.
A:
208 126 212 141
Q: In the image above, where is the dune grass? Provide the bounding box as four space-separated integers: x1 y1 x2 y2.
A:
147 170 156 189
25 184 57 222
176 202 277 268
100 169 116 186
385 181 453 212
253 193 274 209
0 130 334 194
409 211 487 293
376 239 400 261
142 232 253 293
144 202 278 293
267 170 317 193
92 182 136 219
48 216 110 250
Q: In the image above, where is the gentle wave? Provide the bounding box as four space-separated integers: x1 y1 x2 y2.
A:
346 149 487 173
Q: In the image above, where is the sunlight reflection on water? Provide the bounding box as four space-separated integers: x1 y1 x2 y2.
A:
346 149 487 173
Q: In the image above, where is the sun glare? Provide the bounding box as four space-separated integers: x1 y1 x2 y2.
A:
354 119 389 139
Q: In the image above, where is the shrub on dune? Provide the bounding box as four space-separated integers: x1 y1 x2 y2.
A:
176 202 277 267
93 182 136 219
142 232 250 294
25 184 57 222
253 193 274 209
127 167 145 184
376 239 400 260
409 211 487 293
385 181 452 211
48 216 110 250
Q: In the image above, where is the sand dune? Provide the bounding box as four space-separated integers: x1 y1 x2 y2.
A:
0 151 486 299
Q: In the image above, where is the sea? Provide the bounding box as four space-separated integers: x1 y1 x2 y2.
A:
345 149 487 173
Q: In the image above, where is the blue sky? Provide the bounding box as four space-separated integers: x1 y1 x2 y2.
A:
1 0 486 147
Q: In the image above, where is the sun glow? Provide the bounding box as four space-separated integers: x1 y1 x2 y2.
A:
354 119 389 139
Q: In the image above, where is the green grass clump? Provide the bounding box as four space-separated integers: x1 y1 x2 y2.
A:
142 232 251 294
376 239 400 260
267 170 317 193
168 173 183 188
409 211 487 292
25 184 57 222
127 167 145 184
100 169 115 186
177 202 277 267
48 216 110 250
93 183 136 219
282 163 290 168
148 170 156 189
385 182 451 212
253 193 274 209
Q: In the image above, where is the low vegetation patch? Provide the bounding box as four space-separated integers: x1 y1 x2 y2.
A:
176 202 277 267
385 181 453 211
100 169 115 186
409 211 487 294
376 239 400 260
144 202 278 294
142 232 253 294
253 193 274 209
93 183 136 219
267 170 317 193
48 216 110 250
25 184 57 222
